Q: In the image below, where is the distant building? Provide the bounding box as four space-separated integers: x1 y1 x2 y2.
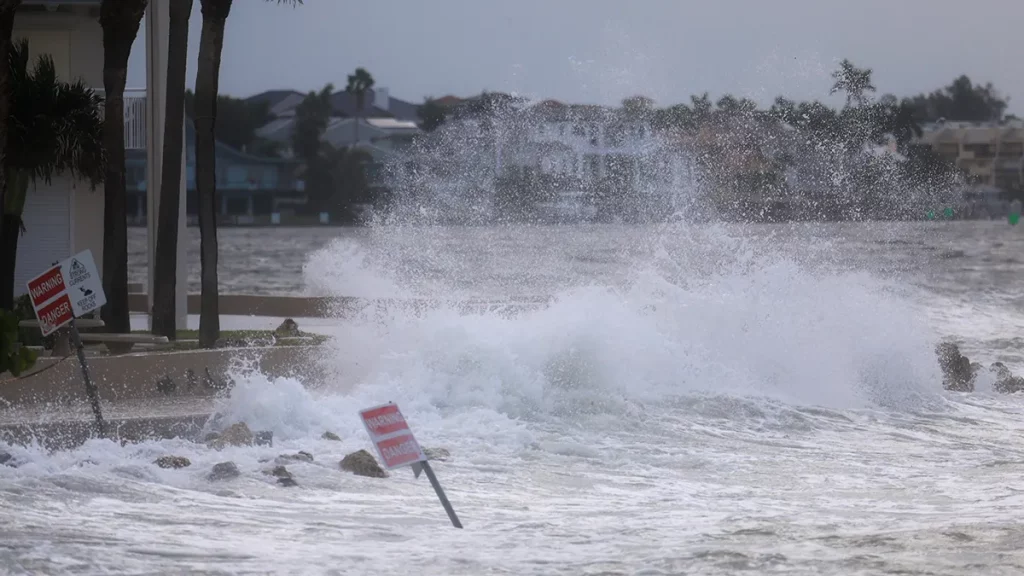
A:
913 120 1024 191
125 122 302 225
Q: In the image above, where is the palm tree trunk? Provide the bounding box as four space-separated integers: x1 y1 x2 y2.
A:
195 0 232 348
0 0 20 310
151 0 193 340
99 0 146 334
0 171 27 310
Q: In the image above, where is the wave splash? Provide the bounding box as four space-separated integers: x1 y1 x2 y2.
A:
291 226 944 444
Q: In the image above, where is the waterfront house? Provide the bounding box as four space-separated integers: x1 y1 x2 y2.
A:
125 122 303 225
13 0 186 327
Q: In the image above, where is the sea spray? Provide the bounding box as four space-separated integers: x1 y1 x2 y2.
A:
302 224 944 431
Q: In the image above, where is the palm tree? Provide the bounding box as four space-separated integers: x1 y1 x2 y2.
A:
830 59 876 108
0 40 106 310
0 0 22 281
99 0 147 335
151 0 193 340
346 67 374 147
194 0 302 348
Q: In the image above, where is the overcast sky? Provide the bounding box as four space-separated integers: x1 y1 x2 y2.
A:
127 0 1023 113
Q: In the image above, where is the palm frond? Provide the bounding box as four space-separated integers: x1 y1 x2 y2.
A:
6 39 106 188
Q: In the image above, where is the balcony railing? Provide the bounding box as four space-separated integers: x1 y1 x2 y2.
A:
124 89 146 150
96 88 146 150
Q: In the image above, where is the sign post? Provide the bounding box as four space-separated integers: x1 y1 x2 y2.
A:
26 250 107 436
359 402 463 529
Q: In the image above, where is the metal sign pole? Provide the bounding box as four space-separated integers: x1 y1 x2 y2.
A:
420 460 463 529
68 318 105 437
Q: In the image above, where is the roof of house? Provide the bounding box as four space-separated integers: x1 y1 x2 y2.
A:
245 89 304 109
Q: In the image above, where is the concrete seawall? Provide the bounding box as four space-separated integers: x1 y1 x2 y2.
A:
0 345 329 450
0 345 324 408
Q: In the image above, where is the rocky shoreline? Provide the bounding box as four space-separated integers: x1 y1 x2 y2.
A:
936 342 1024 394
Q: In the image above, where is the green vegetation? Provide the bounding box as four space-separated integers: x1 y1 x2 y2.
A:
0 308 35 376
0 39 105 311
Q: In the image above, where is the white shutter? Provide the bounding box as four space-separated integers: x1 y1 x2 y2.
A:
14 178 72 296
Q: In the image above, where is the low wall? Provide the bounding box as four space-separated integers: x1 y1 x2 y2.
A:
0 345 324 408
127 293 545 318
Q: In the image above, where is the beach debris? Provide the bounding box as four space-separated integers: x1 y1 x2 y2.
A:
339 449 387 478
424 447 451 462
275 318 300 337
276 451 314 464
154 456 191 469
321 431 341 441
207 422 254 449
264 465 298 487
254 431 274 447
208 461 240 481
935 342 975 392
990 362 1024 394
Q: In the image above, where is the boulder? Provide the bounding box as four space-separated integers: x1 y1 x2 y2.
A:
254 431 274 447
424 447 451 462
991 362 1024 394
935 342 975 392
0 451 13 467
264 465 298 487
322 431 341 442
208 422 254 450
154 456 191 469
276 451 314 464
339 449 387 478
208 461 240 481
275 318 300 337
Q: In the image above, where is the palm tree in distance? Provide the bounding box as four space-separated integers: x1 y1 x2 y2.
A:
346 67 375 147
830 59 876 108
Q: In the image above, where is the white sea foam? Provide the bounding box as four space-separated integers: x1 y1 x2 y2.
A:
5 224 1024 574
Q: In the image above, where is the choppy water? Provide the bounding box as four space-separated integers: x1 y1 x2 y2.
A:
4 221 1024 574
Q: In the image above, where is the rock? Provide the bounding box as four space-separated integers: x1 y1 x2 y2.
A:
264 464 298 487
265 465 291 478
208 422 254 449
275 318 300 337
208 461 240 481
154 456 191 469
339 449 387 478
254 431 274 447
276 451 314 464
935 342 975 392
990 362 1024 394
424 447 451 462
0 452 13 467
321 431 341 441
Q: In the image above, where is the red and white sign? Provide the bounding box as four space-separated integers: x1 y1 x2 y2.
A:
24 249 106 336
36 293 74 335
359 403 427 469
27 265 65 308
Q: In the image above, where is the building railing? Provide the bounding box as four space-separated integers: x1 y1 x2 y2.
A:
123 89 146 150
95 88 147 150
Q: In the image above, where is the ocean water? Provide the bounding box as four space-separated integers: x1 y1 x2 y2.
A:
5 221 1024 574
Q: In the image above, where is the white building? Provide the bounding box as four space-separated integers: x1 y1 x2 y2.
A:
14 0 185 326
